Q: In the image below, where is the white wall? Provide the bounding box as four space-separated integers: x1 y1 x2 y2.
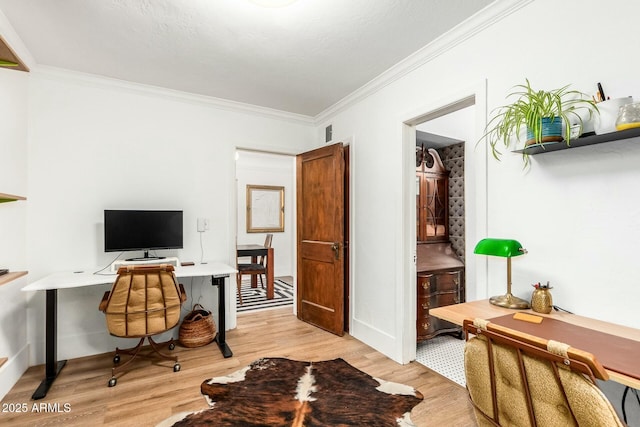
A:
24 69 315 365
317 0 640 366
236 150 295 277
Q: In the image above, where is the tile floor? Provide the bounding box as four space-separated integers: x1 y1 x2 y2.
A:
415 335 466 387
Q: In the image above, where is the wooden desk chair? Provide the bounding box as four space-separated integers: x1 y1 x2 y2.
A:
463 318 625 427
236 234 272 305
99 264 186 387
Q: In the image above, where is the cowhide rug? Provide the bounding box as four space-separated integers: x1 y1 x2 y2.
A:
159 357 424 426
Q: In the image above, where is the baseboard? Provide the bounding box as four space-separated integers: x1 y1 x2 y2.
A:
0 343 30 401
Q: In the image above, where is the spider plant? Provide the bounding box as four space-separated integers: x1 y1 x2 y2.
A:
483 79 598 163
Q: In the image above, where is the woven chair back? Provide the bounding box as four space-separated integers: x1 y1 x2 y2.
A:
463 318 624 427
103 264 184 338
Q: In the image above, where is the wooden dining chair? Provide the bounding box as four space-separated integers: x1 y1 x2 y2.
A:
237 233 273 305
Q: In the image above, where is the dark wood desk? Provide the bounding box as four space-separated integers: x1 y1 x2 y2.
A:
431 300 640 389
237 244 274 299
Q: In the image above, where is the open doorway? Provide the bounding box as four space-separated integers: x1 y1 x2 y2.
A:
413 106 473 387
235 149 296 312
399 81 488 366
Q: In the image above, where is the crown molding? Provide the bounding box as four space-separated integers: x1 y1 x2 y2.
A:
313 0 534 124
17 0 533 127
33 65 315 125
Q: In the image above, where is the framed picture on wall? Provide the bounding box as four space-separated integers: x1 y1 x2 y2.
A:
246 185 285 233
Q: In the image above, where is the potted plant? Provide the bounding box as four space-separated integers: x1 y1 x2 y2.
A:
483 79 598 164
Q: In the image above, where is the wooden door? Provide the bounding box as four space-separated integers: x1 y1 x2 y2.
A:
296 143 345 336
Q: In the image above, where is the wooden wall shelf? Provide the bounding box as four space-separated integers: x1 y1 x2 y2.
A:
0 193 26 203
0 35 29 72
0 357 7 368
514 127 640 156
0 271 27 286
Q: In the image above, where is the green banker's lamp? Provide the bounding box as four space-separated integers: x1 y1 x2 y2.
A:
474 238 530 309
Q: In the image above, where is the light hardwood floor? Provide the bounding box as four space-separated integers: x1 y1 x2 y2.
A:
0 308 476 426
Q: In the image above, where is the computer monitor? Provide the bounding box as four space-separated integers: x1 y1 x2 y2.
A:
104 209 183 260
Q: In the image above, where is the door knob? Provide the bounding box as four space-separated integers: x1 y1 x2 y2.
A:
331 242 341 260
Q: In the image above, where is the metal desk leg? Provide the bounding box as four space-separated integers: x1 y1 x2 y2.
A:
212 275 233 358
32 289 67 400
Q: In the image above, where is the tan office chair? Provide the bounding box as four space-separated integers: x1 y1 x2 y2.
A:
236 233 272 305
99 264 186 387
463 318 625 427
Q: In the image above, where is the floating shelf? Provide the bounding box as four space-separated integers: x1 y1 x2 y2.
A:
0 193 26 203
0 357 7 368
0 271 27 286
513 127 640 156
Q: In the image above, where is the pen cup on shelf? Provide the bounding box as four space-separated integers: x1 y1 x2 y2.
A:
531 283 553 314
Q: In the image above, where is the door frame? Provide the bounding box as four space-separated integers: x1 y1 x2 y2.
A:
398 80 489 363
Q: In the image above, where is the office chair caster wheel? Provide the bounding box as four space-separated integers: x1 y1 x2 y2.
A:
113 354 120 364
173 363 181 372
168 342 175 351
108 377 117 387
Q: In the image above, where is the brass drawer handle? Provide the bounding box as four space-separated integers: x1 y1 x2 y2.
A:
445 271 460 285
421 302 429 310
422 282 430 290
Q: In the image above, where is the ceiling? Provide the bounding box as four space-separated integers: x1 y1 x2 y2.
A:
0 0 494 117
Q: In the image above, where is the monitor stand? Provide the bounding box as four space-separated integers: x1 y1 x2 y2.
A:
125 250 166 262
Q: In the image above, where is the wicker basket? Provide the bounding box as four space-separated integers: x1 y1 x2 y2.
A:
179 304 216 348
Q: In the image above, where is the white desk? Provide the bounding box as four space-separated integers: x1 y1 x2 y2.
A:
22 262 237 400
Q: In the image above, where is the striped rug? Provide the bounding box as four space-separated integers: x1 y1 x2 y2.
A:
236 278 294 312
